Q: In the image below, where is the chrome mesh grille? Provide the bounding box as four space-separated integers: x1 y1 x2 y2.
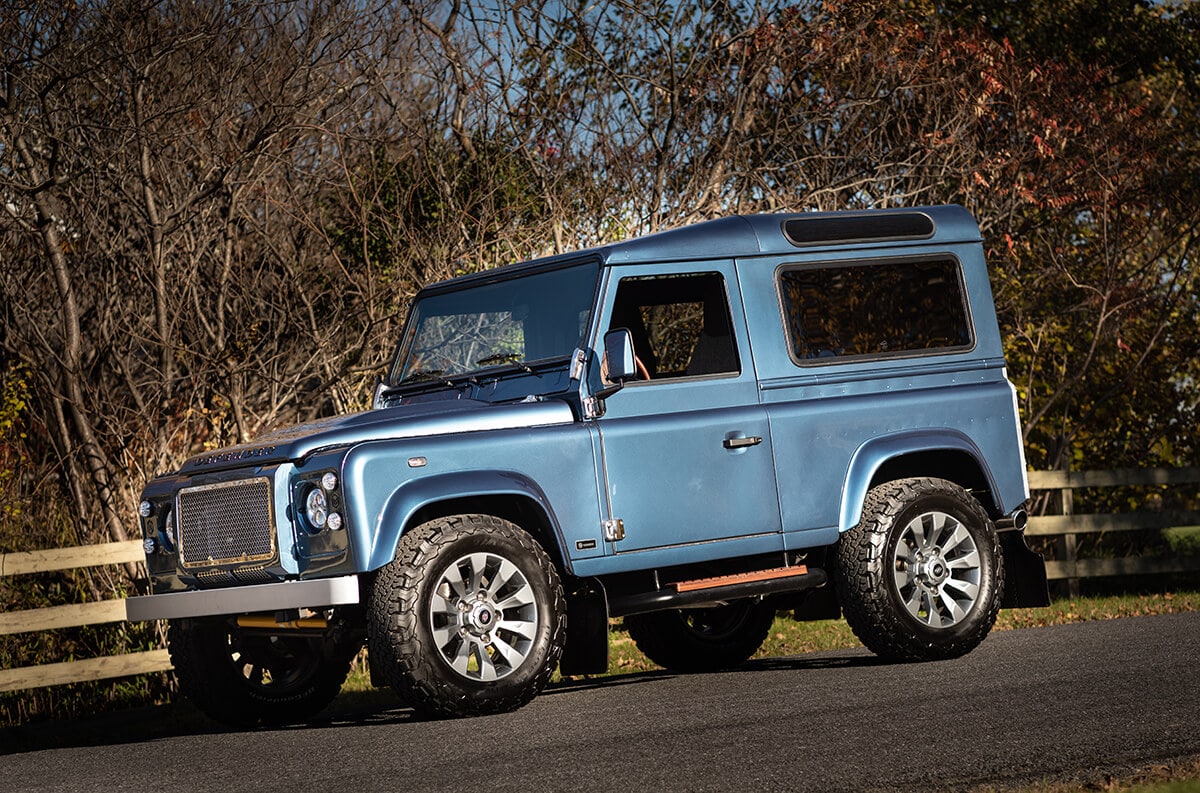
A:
177 478 276 569
233 565 276 584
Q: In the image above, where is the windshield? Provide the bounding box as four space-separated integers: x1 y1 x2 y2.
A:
389 260 600 385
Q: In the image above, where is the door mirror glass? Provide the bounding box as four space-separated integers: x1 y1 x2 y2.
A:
604 328 637 383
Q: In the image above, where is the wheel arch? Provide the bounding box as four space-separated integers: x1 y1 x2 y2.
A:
369 470 571 574
839 430 1000 532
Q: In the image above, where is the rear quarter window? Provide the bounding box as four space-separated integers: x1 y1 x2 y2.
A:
777 256 973 364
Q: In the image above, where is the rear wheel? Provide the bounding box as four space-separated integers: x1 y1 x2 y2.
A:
167 612 360 727
625 599 775 672
835 477 1003 661
368 514 566 718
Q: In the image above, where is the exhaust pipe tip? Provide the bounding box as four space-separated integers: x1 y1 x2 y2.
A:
997 508 1029 532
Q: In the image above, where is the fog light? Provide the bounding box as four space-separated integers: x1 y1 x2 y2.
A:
326 512 343 531
321 472 338 491
143 537 157 555
305 487 328 530
139 501 152 518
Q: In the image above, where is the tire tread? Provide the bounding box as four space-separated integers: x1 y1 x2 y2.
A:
367 514 566 718
835 477 1004 662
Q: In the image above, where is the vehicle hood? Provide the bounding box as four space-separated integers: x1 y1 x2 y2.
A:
177 398 575 475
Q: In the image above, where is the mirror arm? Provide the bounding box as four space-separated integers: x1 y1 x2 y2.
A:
593 381 624 401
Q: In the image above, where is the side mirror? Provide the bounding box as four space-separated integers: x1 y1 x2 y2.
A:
595 328 636 400
604 328 637 382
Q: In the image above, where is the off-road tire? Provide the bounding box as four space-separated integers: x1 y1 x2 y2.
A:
367 514 566 718
835 477 1004 662
167 613 359 727
625 599 775 672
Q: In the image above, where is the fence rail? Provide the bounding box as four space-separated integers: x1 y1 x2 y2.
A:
1026 468 1200 591
0 540 171 693
3 467 1200 693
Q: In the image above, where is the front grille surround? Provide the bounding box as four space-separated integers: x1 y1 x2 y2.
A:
177 477 277 569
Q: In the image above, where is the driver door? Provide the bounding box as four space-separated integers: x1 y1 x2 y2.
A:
592 261 783 562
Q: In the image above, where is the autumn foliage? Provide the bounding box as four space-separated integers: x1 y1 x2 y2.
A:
1 0 1197 723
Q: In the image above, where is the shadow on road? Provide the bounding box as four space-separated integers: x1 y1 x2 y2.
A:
741 649 887 672
0 649 881 756
0 688 416 756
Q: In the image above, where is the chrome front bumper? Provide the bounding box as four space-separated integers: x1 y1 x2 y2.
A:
125 575 360 621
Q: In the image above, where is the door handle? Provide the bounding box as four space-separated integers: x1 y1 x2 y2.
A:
723 435 763 450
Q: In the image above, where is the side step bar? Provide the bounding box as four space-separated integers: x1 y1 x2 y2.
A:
610 565 827 617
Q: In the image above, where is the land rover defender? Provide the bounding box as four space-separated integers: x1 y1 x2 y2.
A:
127 205 1048 725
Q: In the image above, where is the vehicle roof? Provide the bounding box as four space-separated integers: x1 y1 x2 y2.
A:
417 205 982 295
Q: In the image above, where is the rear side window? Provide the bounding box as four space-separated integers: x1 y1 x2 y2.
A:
778 257 973 363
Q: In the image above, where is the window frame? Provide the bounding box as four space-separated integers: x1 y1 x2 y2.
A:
774 254 976 368
605 270 742 383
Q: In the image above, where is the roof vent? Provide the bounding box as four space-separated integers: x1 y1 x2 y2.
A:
783 212 934 247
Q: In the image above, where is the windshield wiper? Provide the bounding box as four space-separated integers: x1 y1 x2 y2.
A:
475 353 533 373
397 368 447 385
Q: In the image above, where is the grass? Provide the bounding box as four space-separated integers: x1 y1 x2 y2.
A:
971 756 1200 793
1165 526 1200 556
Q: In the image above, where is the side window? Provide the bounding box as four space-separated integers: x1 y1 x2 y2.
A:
608 272 740 379
778 257 973 362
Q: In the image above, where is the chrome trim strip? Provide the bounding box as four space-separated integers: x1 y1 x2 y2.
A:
126 575 360 621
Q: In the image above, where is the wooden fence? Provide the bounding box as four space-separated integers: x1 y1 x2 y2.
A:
1027 468 1200 595
2 467 1199 693
0 540 171 693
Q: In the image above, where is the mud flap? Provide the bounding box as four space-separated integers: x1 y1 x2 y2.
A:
999 531 1051 608
559 578 610 676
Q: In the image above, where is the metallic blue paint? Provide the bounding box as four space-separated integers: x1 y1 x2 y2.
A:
180 399 575 475
338 420 602 574
838 429 995 532
365 469 565 572
134 205 1036 616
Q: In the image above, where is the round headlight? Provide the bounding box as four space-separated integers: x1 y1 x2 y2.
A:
321 472 338 492
305 487 328 530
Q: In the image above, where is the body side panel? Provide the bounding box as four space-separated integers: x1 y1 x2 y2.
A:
340 422 602 573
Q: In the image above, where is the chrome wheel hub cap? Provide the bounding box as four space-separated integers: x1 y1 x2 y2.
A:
429 552 539 682
892 511 982 629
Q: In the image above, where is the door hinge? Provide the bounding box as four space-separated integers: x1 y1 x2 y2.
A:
603 518 625 542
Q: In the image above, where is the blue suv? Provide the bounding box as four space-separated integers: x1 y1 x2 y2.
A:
128 205 1048 725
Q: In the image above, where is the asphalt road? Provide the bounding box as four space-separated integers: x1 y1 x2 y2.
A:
4 612 1199 792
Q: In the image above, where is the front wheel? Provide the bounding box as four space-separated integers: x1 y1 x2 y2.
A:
367 514 566 718
625 599 775 672
167 612 360 727
835 477 1004 662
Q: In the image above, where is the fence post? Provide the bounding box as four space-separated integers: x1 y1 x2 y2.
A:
1057 467 1080 598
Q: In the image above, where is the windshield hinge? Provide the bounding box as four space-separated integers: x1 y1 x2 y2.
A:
583 396 605 419
570 348 588 381
371 376 387 409
603 518 625 542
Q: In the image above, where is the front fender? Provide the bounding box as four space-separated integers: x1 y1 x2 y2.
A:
365 470 564 571
838 429 995 532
